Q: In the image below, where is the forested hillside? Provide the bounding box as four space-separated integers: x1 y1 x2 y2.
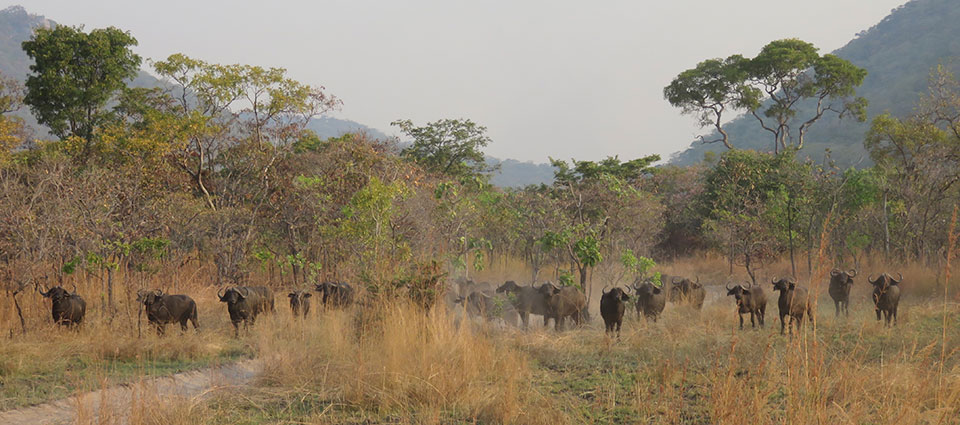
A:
671 0 960 165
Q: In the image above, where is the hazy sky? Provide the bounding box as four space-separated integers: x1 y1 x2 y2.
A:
6 0 908 162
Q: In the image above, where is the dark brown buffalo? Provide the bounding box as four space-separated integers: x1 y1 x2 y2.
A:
288 290 312 317
631 279 665 322
218 286 274 336
599 286 630 337
868 272 902 326
669 276 705 310
314 281 354 307
136 289 199 335
37 283 86 327
828 269 858 317
725 282 767 329
496 281 552 329
538 282 587 331
771 277 811 335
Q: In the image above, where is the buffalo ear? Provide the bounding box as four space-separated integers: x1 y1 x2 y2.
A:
652 287 661 294
288 293 296 298
304 293 312 298
620 292 630 301
553 287 562 295
742 289 751 295
788 282 796 290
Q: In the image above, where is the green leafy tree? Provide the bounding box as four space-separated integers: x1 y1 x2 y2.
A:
393 118 496 180
0 71 26 164
666 38 868 153
664 55 757 150
22 25 141 161
745 39 868 152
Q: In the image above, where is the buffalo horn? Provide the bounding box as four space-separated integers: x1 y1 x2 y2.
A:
239 287 250 298
893 272 903 284
601 285 611 295
725 283 734 291
848 269 858 278
868 274 878 285
217 287 226 299
831 268 841 277
671 276 682 285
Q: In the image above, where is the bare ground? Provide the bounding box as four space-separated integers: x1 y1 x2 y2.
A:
0 359 260 425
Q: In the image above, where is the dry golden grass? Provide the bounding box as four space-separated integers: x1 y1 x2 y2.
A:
3 255 960 424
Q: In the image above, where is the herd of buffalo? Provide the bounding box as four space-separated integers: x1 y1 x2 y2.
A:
31 268 903 337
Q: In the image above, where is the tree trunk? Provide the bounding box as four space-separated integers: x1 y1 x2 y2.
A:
883 190 891 261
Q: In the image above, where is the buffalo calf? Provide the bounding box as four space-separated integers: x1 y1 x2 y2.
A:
600 286 630 338
137 289 199 335
288 290 312 317
869 273 902 326
725 282 767 329
771 277 811 335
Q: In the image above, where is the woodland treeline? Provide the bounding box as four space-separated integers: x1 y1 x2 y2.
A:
1 26 959 312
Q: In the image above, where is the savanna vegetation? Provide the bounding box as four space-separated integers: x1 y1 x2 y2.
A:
0 19 959 425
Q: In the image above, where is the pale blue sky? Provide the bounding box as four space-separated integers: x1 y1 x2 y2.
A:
7 0 908 162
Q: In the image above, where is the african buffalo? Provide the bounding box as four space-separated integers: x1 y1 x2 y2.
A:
314 281 354 307
455 291 520 327
869 272 902 326
136 289 199 335
829 269 858 317
725 282 767 329
600 286 630 337
631 279 665 322
669 276 705 310
539 282 587 331
496 281 552 329
218 286 274 336
288 290 312 317
37 283 86 327
771 277 811 335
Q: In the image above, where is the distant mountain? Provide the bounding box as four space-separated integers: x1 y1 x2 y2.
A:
487 158 555 188
670 0 960 166
0 5 555 187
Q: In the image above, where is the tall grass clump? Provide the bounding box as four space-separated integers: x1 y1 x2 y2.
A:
250 300 561 424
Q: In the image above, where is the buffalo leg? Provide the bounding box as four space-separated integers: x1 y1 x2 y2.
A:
834 300 840 317
875 308 882 321
738 313 744 330
749 311 756 328
780 313 788 335
892 306 898 326
615 320 622 339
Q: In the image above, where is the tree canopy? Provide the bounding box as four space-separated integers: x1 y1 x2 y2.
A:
22 25 141 161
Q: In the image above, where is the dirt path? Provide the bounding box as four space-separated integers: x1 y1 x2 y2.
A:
0 359 260 425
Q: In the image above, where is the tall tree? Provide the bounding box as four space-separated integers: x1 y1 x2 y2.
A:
0 71 26 164
663 55 758 150
666 39 868 153
393 118 496 180
21 25 141 161
745 39 868 152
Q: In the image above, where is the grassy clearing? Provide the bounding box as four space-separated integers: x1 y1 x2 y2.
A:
101 293 960 425
0 277 250 411
4 257 960 424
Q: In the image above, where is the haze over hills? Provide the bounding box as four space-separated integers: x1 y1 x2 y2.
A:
0 5 553 187
670 0 960 166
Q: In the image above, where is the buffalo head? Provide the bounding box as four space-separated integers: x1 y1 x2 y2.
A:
771 276 797 292
868 272 902 290
218 287 248 305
